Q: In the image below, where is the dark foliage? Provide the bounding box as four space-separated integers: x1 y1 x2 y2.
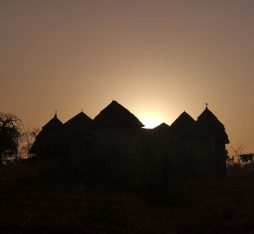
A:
0 113 21 164
240 154 254 163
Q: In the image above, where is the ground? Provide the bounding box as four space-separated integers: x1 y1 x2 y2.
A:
1 166 254 233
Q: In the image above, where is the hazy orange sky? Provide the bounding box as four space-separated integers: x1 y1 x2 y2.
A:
1 0 254 152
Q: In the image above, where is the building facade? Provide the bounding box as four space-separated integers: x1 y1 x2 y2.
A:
30 101 229 186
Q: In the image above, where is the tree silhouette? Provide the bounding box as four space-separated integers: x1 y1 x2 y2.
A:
0 113 21 165
19 127 39 159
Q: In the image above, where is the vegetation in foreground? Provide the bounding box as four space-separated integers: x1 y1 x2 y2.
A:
1 165 254 234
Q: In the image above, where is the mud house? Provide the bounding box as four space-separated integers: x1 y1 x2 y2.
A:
30 101 229 186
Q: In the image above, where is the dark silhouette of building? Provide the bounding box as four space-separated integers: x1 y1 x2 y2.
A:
30 101 230 186
64 111 92 135
30 113 63 157
170 111 196 138
196 106 229 177
93 100 144 128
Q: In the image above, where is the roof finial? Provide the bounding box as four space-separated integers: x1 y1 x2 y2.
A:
205 102 208 109
54 110 57 118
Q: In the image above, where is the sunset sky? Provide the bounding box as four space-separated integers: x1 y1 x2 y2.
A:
1 0 254 152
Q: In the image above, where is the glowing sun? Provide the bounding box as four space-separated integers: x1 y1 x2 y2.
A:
142 118 161 129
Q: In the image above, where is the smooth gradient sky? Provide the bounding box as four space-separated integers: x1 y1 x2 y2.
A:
1 0 254 152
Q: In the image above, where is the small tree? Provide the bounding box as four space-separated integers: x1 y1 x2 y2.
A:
228 142 245 166
19 127 40 159
227 142 254 166
0 113 21 165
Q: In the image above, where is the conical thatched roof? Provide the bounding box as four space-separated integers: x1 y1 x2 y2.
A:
196 107 229 143
197 107 224 127
63 111 92 135
170 111 195 135
64 112 92 128
153 122 171 133
171 111 195 129
42 114 63 130
93 100 144 128
30 114 63 154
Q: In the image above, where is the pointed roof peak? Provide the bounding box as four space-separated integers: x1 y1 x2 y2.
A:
156 122 170 128
198 106 218 121
43 114 63 130
64 111 92 127
174 111 194 120
54 110 58 118
181 111 192 116
175 111 195 122
94 100 144 127
79 111 87 116
155 122 170 128
171 111 195 133
153 122 171 133
197 106 226 131
197 107 229 144
111 100 120 106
